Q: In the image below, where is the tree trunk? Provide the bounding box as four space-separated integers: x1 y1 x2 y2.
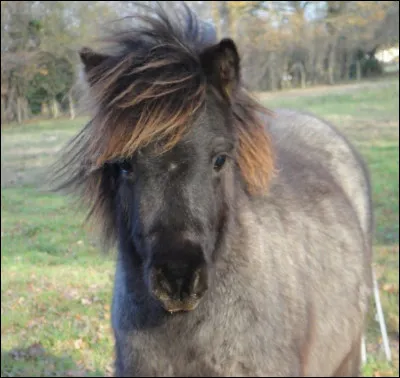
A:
268 53 278 91
7 86 16 123
289 62 307 89
344 52 353 80
356 60 362 81
22 97 30 121
68 92 75 120
281 58 291 90
327 43 336 85
300 65 306 88
41 102 50 118
313 49 325 85
306 27 316 85
51 97 59 119
1 96 5 124
16 96 22 124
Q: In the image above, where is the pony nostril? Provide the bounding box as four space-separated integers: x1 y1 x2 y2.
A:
150 262 208 304
151 268 173 298
189 266 208 297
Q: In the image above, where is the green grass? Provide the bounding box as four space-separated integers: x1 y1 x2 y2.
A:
1 78 399 377
264 81 399 120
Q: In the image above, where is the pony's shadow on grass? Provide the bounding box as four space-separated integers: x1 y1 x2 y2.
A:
1 343 106 377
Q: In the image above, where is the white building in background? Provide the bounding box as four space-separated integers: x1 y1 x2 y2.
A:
375 45 399 73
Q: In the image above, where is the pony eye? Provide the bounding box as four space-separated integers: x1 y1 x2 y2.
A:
213 154 227 171
119 159 132 174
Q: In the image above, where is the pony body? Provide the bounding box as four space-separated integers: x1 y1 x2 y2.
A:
53 3 373 376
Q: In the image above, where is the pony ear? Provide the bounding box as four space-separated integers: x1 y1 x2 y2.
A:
200 38 240 100
79 47 109 77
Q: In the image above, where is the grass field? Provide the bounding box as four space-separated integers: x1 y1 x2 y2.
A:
1 78 399 377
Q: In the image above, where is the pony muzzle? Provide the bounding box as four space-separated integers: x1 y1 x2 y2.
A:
149 259 209 313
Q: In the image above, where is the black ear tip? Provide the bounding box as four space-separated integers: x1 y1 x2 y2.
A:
78 48 109 73
219 38 237 51
79 47 92 55
78 47 91 63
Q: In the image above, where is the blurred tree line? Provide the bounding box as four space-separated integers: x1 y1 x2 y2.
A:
1 1 399 124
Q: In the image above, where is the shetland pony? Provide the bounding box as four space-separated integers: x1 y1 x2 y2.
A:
52 3 373 376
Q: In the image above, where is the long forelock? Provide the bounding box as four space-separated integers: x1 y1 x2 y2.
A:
82 4 215 168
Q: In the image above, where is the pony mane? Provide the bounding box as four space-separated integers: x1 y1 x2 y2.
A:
50 2 275 248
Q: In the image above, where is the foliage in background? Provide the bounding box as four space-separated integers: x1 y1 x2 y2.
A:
1 1 399 124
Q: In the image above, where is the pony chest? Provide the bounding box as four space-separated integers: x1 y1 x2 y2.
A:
135 329 261 377
134 304 266 375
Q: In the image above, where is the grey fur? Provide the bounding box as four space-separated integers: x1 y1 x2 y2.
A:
57 4 374 376
111 108 373 377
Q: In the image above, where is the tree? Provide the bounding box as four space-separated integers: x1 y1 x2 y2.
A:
1 1 398 124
